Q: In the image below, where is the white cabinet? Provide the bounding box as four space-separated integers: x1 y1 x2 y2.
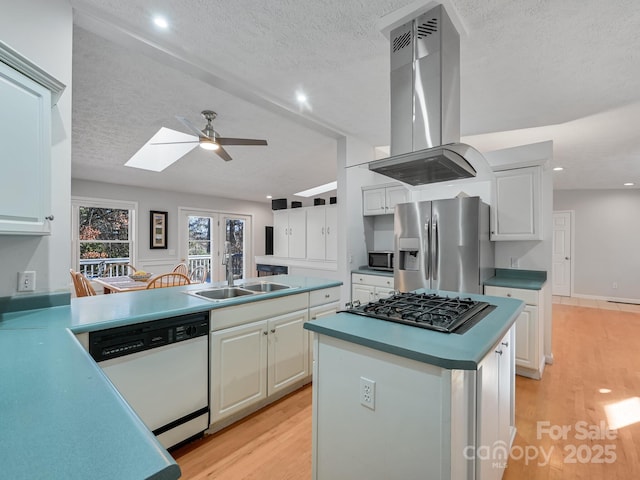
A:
209 293 310 425
308 286 341 376
306 205 337 261
362 184 409 216
491 166 542 240
267 310 309 396
477 328 514 480
0 58 58 235
210 320 268 422
273 209 306 258
351 273 394 304
485 285 545 379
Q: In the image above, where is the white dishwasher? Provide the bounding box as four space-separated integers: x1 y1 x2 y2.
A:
89 312 209 449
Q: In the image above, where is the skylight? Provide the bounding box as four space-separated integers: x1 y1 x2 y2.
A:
124 127 197 172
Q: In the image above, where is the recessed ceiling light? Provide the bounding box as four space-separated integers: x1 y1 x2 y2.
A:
624 182 635 186
553 167 564 171
296 92 307 103
153 16 169 29
266 195 273 199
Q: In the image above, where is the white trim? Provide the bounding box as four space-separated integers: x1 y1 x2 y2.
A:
570 292 640 305
0 39 66 105
71 196 138 271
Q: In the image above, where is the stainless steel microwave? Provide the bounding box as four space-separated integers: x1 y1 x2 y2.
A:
368 251 394 271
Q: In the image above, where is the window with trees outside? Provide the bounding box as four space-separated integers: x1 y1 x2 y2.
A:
72 198 137 278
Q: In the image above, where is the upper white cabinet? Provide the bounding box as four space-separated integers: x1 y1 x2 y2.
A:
362 184 409 216
306 205 337 261
491 166 542 241
273 209 307 258
0 45 65 235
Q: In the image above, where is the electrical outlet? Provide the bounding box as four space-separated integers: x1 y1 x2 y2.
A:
18 271 36 292
360 377 376 410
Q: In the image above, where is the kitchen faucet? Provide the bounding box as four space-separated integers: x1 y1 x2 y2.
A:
222 241 234 286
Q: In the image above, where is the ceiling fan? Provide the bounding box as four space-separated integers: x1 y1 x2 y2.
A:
152 110 268 162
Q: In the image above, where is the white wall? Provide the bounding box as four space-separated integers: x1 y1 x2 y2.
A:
72 179 274 276
554 189 640 301
0 0 73 297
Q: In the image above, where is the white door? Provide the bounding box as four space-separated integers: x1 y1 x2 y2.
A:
221 214 251 282
273 211 289 257
288 209 307 259
179 209 220 282
325 206 338 261
552 211 572 296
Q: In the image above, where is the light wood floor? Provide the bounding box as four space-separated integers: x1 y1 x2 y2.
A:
173 303 640 479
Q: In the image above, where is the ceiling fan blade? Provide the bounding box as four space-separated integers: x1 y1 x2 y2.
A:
150 141 199 145
176 115 208 138
215 145 233 162
217 137 268 146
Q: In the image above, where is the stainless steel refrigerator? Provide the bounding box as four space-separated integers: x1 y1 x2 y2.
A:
394 196 494 294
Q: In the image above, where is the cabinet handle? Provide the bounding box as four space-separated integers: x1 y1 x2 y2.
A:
506 293 511 297
270 329 276 333
501 341 509 347
263 331 268 335
386 281 390 285
327 227 330 234
495 349 503 355
325 293 330 298
45 215 54 221
321 227 325 235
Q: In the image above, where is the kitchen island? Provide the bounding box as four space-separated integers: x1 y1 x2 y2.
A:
0 275 340 480
304 290 524 480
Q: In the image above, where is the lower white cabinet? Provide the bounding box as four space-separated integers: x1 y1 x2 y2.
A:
351 273 394 304
477 329 514 480
308 286 341 376
210 320 268 422
209 293 310 425
485 285 545 379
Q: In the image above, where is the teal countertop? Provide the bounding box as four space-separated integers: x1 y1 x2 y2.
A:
351 267 394 277
304 289 524 370
484 268 547 290
0 275 340 479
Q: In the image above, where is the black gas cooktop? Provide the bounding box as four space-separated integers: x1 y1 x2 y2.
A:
344 292 495 333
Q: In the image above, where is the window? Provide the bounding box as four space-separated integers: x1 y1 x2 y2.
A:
72 198 137 278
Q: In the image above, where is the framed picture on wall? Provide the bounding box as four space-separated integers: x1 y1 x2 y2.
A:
150 210 167 249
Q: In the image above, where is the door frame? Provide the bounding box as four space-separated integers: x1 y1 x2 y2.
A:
552 210 574 297
178 207 255 283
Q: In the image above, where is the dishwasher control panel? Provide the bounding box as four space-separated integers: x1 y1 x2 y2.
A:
89 312 209 362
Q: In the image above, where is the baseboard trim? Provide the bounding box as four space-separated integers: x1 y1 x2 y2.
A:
570 292 640 305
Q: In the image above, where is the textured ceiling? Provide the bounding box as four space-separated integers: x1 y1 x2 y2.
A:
70 0 640 200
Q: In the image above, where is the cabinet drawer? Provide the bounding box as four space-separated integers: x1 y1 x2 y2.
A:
351 273 394 289
309 287 341 307
485 286 539 306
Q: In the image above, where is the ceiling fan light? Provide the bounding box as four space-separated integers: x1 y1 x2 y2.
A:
199 140 219 151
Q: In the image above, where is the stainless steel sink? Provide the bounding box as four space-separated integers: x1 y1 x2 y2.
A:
193 287 255 301
241 282 292 293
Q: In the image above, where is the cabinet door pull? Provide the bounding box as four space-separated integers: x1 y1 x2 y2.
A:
501 341 509 347
263 331 268 335
327 227 330 234
506 293 511 297
325 293 330 298
270 329 276 334
495 349 503 355
45 215 54 221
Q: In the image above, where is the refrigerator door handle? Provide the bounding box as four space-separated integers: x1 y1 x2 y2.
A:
432 215 439 282
425 219 431 279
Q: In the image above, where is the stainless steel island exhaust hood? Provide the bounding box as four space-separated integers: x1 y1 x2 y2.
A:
370 5 489 185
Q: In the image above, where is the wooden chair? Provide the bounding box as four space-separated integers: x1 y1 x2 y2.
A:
189 266 208 283
172 263 188 276
146 273 191 289
70 269 82 296
74 272 97 297
108 263 137 276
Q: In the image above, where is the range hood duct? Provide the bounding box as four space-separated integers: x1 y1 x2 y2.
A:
370 5 485 186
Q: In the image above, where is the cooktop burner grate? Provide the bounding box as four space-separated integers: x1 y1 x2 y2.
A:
345 292 495 333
